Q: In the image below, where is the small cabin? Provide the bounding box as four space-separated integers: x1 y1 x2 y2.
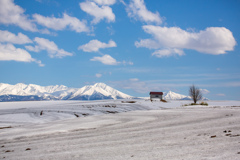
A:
150 92 163 100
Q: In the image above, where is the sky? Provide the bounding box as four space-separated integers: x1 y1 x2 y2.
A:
0 0 239 100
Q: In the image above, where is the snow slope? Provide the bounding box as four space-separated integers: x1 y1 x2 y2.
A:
0 100 240 160
0 99 239 127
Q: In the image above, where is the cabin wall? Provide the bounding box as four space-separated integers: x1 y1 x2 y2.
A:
150 94 162 100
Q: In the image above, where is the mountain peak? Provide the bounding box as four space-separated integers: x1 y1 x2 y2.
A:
163 90 190 100
93 83 108 88
16 83 27 86
67 82 132 100
165 90 173 94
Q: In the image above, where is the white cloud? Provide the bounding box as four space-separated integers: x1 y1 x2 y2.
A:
78 39 117 52
79 1 115 24
0 43 44 66
152 48 185 58
200 89 210 94
90 54 119 65
126 0 162 24
135 39 160 49
96 73 102 78
33 13 89 33
136 25 236 56
39 28 52 35
25 37 72 58
0 30 32 44
0 0 37 32
119 0 126 5
90 54 133 65
93 0 116 5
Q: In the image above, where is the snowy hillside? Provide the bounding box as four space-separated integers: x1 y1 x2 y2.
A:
0 83 132 101
1 99 240 159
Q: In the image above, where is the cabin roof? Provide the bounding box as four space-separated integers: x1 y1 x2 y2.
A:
150 92 163 95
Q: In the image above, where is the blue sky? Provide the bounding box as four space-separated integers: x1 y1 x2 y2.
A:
0 0 239 100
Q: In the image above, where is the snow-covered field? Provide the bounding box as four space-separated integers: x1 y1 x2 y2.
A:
0 99 240 160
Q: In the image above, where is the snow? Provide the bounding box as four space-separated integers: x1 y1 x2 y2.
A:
1 99 239 127
0 82 209 101
163 90 189 100
69 83 132 100
0 82 132 100
0 99 240 160
0 83 69 97
142 91 192 100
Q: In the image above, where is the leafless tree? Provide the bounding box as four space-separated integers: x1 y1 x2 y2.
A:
189 85 202 104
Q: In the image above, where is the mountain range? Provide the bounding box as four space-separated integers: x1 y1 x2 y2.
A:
0 83 132 101
0 82 203 102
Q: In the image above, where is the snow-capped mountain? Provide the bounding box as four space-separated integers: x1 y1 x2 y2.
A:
163 91 192 100
162 91 208 100
69 83 132 100
0 83 132 101
0 83 208 102
0 83 70 98
143 91 207 100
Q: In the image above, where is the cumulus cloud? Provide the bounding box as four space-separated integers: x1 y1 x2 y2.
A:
152 48 185 58
78 39 117 52
90 54 133 65
135 38 160 49
79 1 115 24
0 0 37 32
0 43 44 66
25 37 72 58
93 0 116 5
33 13 89 33
90 54 119 65
126 0 162 24
136 25 236 57
0 30 32 44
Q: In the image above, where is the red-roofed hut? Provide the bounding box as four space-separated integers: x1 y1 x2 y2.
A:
150 92 163 100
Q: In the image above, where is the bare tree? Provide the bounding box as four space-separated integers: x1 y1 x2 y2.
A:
189 85 202 104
